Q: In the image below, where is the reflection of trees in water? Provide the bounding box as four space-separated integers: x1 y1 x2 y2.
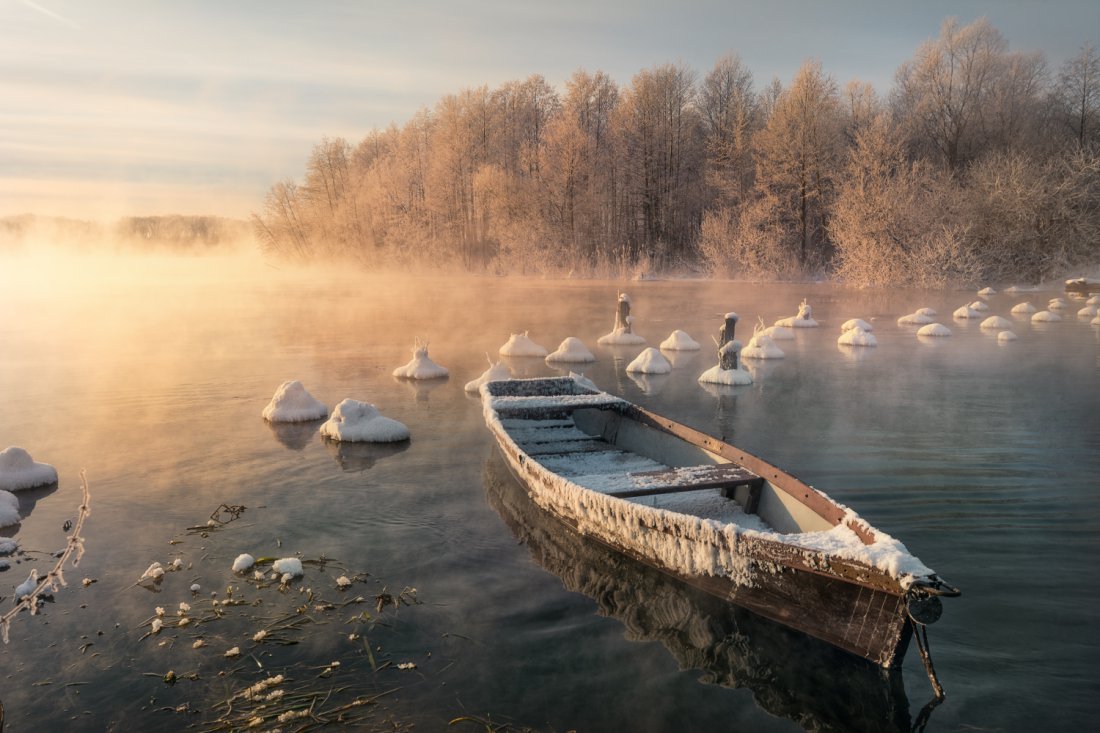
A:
482 450 917 733
266 419 321 451
323 438 410 472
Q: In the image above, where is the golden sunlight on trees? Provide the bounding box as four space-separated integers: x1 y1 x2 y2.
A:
253 17 1100 286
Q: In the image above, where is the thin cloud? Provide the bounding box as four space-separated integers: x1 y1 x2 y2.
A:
16 0 82 31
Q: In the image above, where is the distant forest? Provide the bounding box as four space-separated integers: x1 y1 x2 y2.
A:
253 19 1100 286
1 214 251 251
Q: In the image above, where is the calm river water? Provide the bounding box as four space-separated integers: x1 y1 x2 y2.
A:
1 248 1098 732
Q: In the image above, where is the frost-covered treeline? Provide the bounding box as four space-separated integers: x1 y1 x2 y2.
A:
254 19 1100 285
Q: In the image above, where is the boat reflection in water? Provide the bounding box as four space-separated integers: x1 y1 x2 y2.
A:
483 449 920 733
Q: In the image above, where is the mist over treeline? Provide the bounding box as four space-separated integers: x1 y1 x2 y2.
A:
1 214 253 252
254 18 1100 286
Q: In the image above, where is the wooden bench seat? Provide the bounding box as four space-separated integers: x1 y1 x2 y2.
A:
607 464 764 505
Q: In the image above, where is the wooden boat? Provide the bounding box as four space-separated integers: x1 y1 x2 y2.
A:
1065 277 1100 295
480 376 958 683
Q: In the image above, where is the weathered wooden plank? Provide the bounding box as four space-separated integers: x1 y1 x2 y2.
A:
608 464 763 499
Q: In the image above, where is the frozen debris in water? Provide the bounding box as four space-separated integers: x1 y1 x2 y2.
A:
546 336 596 363
499 331 549 358
253 629 268 642
320 399 410 443
0 538 17 556
978 287 997 295
626 347 672 374
897 311 934 325
262 380 328 423
397 662 417 670
192 639 206 649
392 340 449 379
272 557 303 578
841 318 873 332
742 320 785 359
0 490 20 528
0 446 58 491
232 554 255 573
336 575 352 589
140 562 166 583
1032 310 1062 322
917 323 952 337
659 330 701 351
998 331 1018 342
190 583 201 593
225 646 241 658
953 305 982 319
1011 302 1036 314
170 558 183 570
155 606 166 617
82 577 95 587
465 359 512 392
151 618 164 634
178 602 191 615
838 327 877 347
981 316 1013 330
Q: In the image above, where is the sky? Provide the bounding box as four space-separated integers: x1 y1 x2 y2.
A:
2 0 1097 222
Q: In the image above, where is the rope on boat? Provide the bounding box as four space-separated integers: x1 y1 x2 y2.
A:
908 608 945 700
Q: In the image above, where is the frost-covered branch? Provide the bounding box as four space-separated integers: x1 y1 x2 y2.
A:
1 470 90 644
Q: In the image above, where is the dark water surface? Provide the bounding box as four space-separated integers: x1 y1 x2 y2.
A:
1 250 1098 731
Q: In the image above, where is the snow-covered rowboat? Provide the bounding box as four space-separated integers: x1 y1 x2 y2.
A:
1064 277 1100 295
480 376 958 678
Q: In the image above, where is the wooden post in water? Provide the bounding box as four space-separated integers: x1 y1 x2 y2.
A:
718 312 739 370
615 293 632 333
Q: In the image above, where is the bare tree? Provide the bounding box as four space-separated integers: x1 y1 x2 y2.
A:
1054 43 1100 148
699 54 758 207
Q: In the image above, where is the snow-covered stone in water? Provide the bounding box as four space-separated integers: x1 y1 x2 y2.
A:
190 583 201 593
969 300 989 312
1077 305 1098 318
1011 302 1036 314
0 446 58 491
742 332 785 359
262 381 328 423
997 331 1018 342
953 305 982 319
838 327 877 347
272 557 303 578
232 554 255 573
841 318 873 332
0 538 18 556
659 330 701 351
1092 314 1100 326
545 337 595 363
392 343 449 379
698 365 753 386
499 332 548 357
320 399 409 443
14 569 38 599
1031 310 1062 322
916 307 937 317
978 287 996 295
626 348 672 374
0 490 20 528
465 361 511 393
980 316 1013 330
597 323 646 345
917 323 952 337
140 562 165 582
763 325 795 340
1087 295 1100 306
898 312 934 325
774 299 818 328
1048 298 1068 309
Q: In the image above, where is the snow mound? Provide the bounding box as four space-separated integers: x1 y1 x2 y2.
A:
742 332 785 359
659 330 701 351
232 554 255 573
597 326 646 345
917 323 952 337
978 287 996 295
545 337 595 363
698 365 753 386
262 381 328 423
320 399 409 443
969 300 989 312
393 344 449 379
916 307 938 317
838 327 877 347
0 490 21 528
841 318 873 332
1077 305 1098 318
997 331 1018 342
1010 302 1036 314
465 361 512 393
953 305 982 319
898 312 934 325
626 347 672 374
1031 310 1062 322
499 332 548 357
272 557 303 578
1048 298 1068 309
0 446 58 491
1087 295 1100 306
763 325 795 340
980 316 1013 330
1092 314 1100 326
774 299 818 328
